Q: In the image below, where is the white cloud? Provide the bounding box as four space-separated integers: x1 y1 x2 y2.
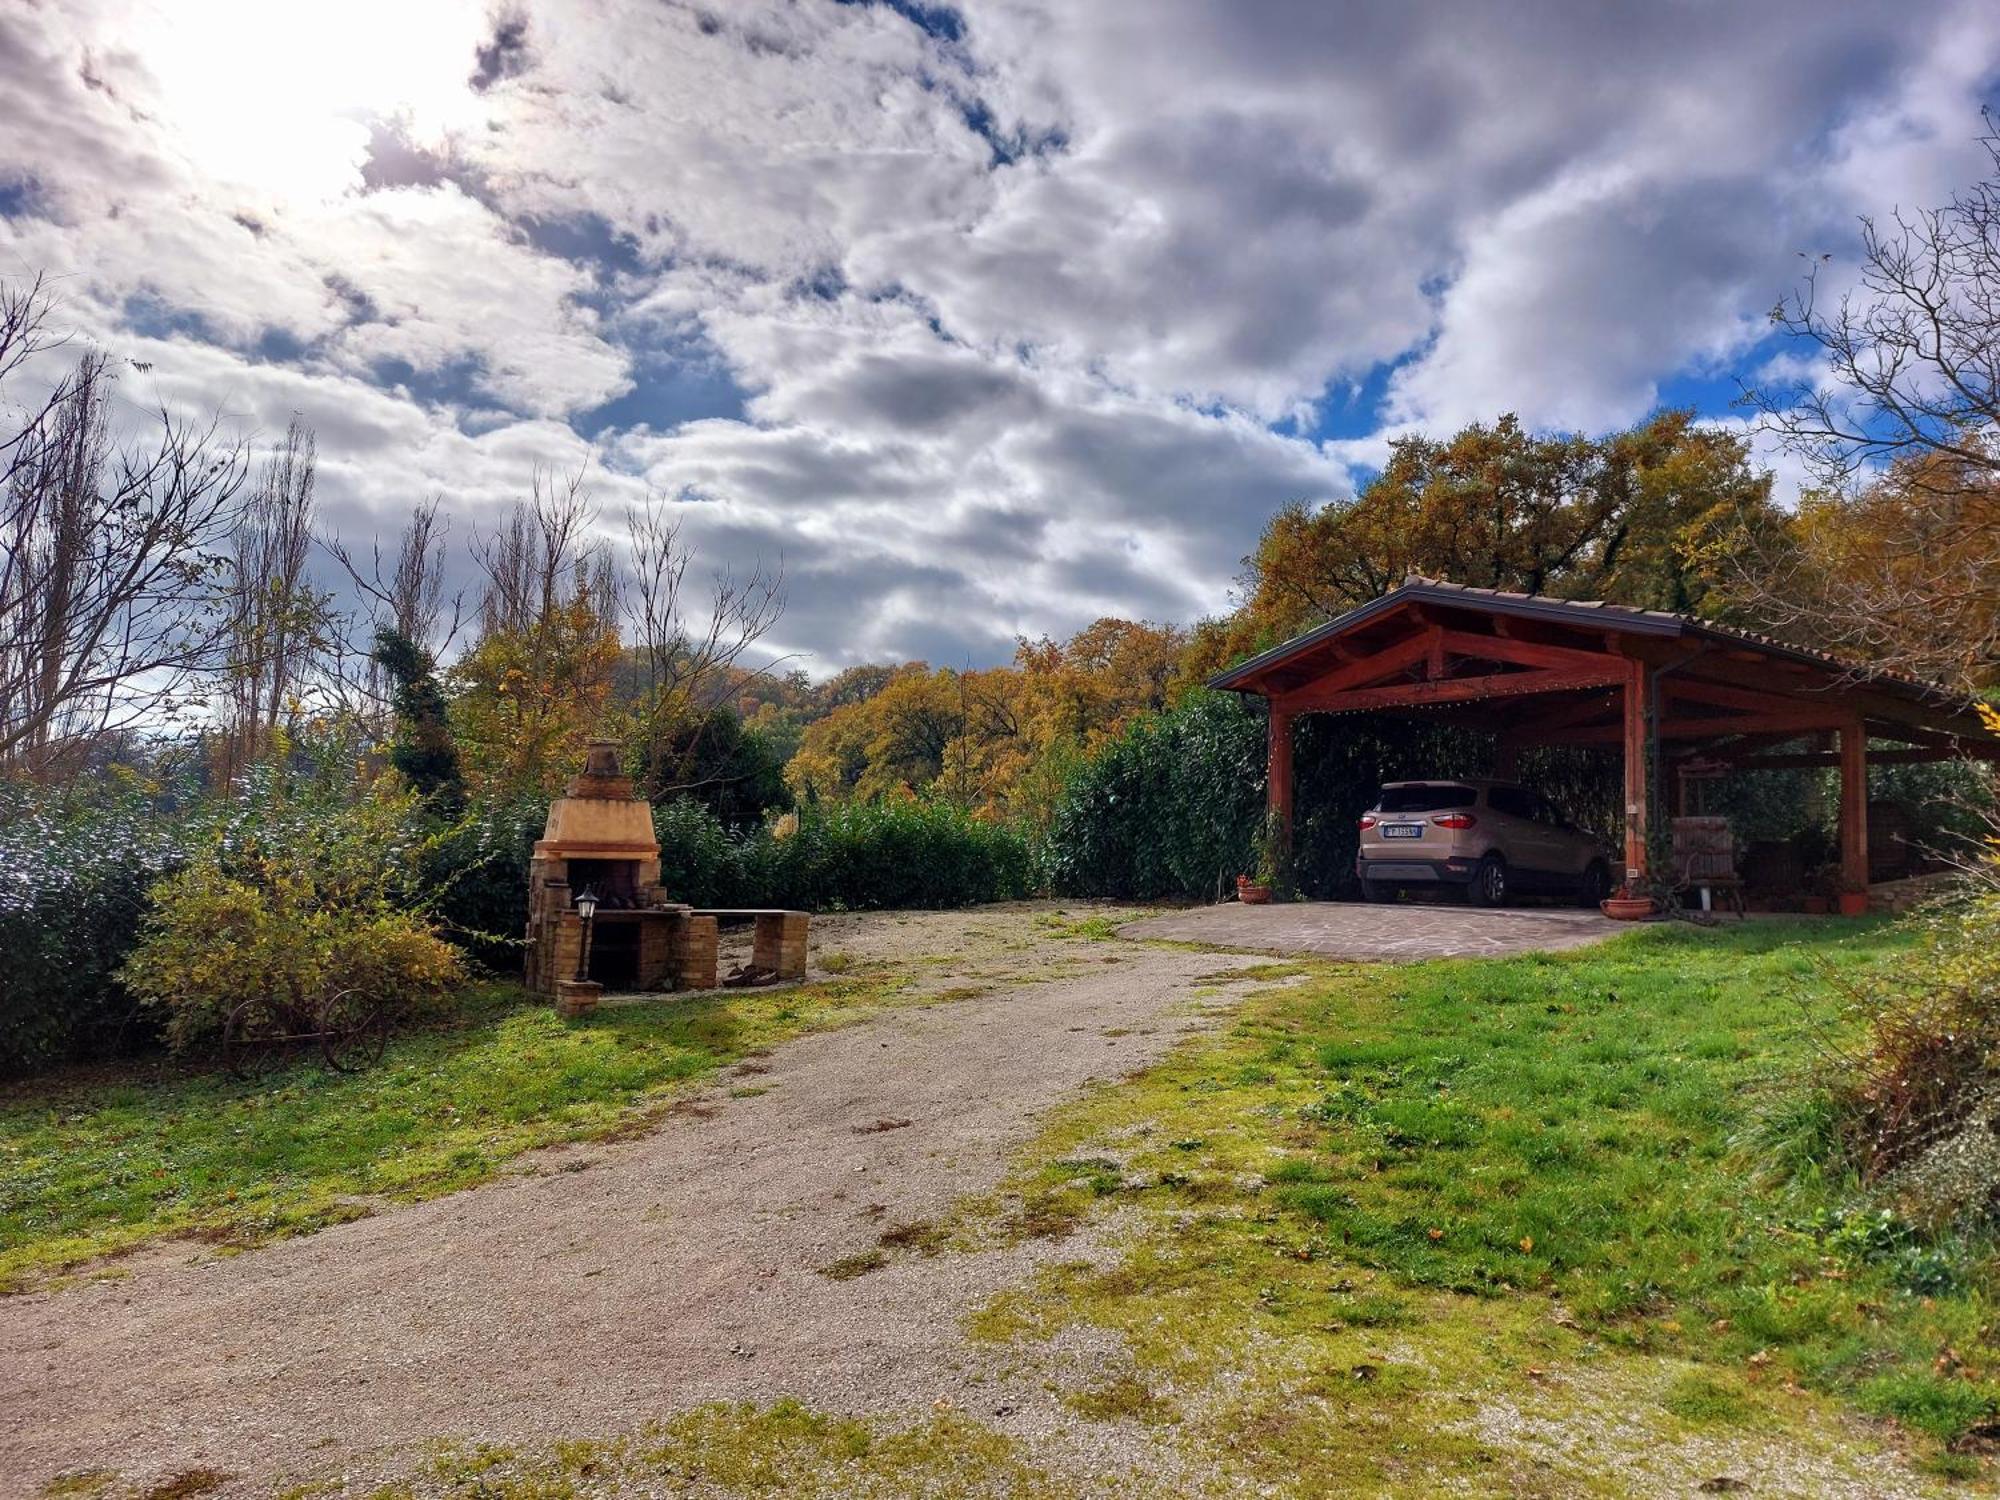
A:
4 0 1999 669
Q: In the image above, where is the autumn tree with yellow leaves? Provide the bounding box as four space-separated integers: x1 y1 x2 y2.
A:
784 618 1188 821
448 470 623 800
1185 409 1782 681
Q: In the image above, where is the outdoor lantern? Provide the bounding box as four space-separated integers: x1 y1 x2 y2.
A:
573 886 600 981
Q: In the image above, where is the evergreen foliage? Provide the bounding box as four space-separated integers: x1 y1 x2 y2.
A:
0 776 183 1075
652 796 1034 911
373 627 466 814
634 705 793 830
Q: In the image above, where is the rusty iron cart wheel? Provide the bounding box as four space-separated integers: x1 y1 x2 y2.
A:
317 988 390 1073
222 998 311 1080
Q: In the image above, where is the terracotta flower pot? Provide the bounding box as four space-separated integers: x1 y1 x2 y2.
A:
1238 881 1272 905
1801 895 1829 915
1837 890 1871 917
1600 896 1655 921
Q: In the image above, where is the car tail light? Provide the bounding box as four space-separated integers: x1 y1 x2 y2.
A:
1431 813 1477 830
1358 814 1377 830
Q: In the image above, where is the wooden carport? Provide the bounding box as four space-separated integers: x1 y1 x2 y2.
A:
1210 577 2000 911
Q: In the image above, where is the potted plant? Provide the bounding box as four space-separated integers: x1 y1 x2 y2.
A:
1600 880 1656 921
1238 809 1291 905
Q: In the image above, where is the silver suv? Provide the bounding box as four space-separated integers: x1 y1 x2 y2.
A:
1356 779 1612 907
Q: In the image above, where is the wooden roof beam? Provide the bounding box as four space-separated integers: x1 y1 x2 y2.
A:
1663 677 1807 716
1436 628 1610 672
1275 631 1436 701
1664 650 1987 738
1564 709 1851 744
1737 745 2000 770
1287 664 1627 716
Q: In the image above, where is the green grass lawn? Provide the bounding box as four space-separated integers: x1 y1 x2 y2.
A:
976 918 2000 1490
0 970 913 1293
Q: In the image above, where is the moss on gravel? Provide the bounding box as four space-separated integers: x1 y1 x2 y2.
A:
962 918 1990 1495
358 1400 1055 1499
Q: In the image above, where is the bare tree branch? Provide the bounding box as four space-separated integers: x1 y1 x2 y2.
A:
0 311 250 778
1734 119 2000 692
214 418 335 778
1748 118 2000 484
623 490 785 797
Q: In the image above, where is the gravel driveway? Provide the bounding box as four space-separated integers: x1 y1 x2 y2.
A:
0 905 1245 1497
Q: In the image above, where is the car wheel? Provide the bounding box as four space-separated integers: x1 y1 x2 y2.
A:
1470 854 1508 908
1361 878 1394 904
1578 861 1611 908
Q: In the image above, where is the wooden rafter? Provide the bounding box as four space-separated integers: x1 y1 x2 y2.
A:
1663 678 1798 715
1284 664 1627 716
1561 709 1851 744
1528 689 1624 732
1289 632 1437 697
1735 745 1997 770
1435 629 1609 672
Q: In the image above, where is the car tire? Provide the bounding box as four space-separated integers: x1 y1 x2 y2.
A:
1577 860 1611 908
1469 854 1509 908
1361 878 1394 904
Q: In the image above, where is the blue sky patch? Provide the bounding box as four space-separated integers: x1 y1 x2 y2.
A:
575 339 751 439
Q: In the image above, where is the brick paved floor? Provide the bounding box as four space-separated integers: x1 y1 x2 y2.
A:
1120 898 1625 961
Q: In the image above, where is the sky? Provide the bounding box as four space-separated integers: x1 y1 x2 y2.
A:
2 0 1997 675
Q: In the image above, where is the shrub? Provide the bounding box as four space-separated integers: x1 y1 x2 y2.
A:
422 795 546 969
787 798 1034 910
1041 690 1265 901
0 774 185 1075
651 796 1034 911
119 785 463 1051
1814 845 2000 1226
654 794 748 906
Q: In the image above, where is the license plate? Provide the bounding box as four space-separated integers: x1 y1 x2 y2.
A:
1382 823 1424 839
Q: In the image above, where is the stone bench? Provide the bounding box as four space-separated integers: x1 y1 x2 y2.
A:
614 908 809 994
690 909 810 985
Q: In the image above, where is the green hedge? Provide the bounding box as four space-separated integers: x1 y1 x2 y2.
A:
654 797 1035 911
1040 690 1265 901
0 780 185 1076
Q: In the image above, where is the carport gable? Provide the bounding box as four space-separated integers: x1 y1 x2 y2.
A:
1209 575 1999 754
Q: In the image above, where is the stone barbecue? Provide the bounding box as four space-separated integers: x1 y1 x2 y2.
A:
525 742 809 1014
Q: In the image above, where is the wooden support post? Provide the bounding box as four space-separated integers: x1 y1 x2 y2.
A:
1622 660 1650 889
1839 720 1870 916
1267 704 1294 835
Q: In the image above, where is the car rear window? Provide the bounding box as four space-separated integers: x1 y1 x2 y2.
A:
1377 785 1476 813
